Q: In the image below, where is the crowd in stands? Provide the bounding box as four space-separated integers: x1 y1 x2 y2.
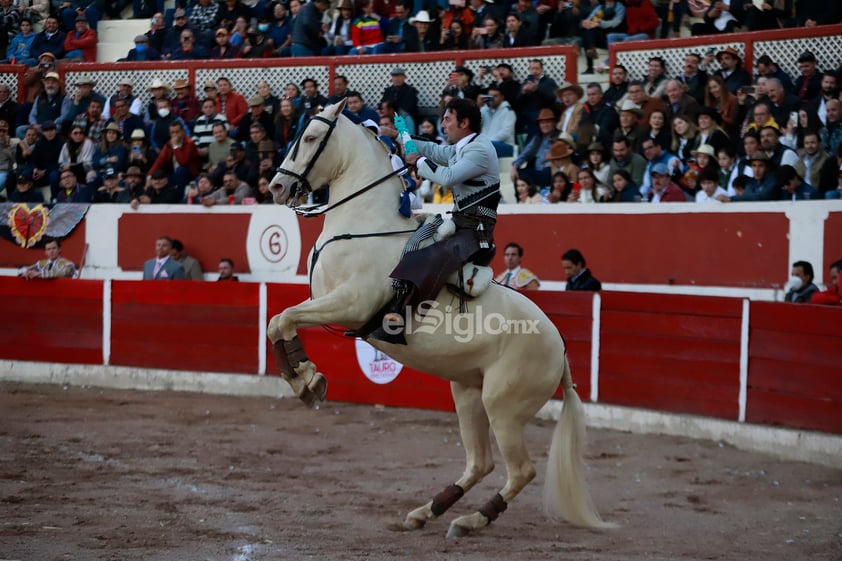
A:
0 0 841 205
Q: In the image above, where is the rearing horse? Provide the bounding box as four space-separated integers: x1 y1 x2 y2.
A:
268 100 612 538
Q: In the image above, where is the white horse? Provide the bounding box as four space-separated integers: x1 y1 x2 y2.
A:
268 100 612 538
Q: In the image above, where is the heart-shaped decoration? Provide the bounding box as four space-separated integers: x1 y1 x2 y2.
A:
9 203 49 248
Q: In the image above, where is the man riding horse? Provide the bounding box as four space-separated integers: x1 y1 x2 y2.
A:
369 97 501 345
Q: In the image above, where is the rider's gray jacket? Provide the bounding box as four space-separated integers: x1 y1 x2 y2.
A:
413 133 500 211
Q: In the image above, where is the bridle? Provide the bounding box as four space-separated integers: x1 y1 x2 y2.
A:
274 112 408 218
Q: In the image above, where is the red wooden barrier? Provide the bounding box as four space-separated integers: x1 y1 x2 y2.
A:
746 302 842 434
265 283 455 411
598 292 743 420
110 280 260 373
525 291 594 399
0 278 103 364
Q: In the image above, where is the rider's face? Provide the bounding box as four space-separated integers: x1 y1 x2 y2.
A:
441 109 468 144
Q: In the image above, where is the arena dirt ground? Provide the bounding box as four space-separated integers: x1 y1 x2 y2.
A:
1 382 840 561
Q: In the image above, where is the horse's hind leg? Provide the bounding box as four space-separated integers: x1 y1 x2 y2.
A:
404 382 495 530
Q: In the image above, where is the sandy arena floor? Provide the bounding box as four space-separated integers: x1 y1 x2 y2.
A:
1 382 840 561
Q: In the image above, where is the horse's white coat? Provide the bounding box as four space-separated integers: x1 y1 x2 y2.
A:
268 101 611 536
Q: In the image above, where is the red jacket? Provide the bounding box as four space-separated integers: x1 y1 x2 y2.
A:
626 0 659 37
216 92 248 128
64 28 98 62
149 135 201 178
810 287 841 305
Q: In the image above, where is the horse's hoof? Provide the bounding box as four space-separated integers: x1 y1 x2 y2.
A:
446 524 469 539
299 388 318 408
403 517 426 531
308 373 328 402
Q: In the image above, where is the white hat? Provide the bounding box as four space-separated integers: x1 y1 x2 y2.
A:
618 99 642 116
147 78 169 91
409 10 434 23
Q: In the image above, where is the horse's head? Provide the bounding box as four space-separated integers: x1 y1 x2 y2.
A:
270 99 347 206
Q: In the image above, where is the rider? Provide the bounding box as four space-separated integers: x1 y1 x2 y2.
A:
369 98 501 345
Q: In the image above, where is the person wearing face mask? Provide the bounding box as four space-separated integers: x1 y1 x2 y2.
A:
784 260 819 303
123 34 161 61
242 22 275 58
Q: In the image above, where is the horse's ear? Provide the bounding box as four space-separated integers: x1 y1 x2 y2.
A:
326 98 348 119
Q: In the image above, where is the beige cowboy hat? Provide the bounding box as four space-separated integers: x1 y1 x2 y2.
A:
547 138 574 161
73 75 96 86
556 81 584 99
536 108 556 122
618 99 642 117
409 9 434 23
147 78 170 91
173 78 190 90
691 144 716 158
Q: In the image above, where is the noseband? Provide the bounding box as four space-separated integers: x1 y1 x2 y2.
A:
275 114 337 203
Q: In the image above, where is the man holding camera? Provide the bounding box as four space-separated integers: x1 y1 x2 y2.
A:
479 84 516 157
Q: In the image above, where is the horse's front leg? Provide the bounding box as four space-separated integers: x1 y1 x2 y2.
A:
268 291 371 407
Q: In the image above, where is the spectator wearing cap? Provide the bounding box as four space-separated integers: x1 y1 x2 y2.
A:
63 14 97 62
169 28 207 60
215 77 249 129
1 16 36 66
381 67 420 133
122 165 145 199
640 136 681 199
30 16 66 61
31 120 63 190
713 47 751 95
163 7 194 57
647 162 686 203
210 26 241 59
92 122 128 181
104 78 143 120
291 0 330 56
148 120 200 199
123 34 162 62
235 95 274 143
450 66 480 101
510 108 558 195
131 170 180 207
556 81 594 153
408 9 436 53
63 75 105 125
8 168 44 203
695 106 730 155
144 79 170 124
93 167 131 203
171 79 201 127
105 96 145 143
616 99 644 152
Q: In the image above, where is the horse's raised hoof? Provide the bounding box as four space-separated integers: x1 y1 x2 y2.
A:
308 373 328 402
446 524 469 539
403 516 426 531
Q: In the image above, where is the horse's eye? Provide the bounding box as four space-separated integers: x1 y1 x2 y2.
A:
304 135 317 143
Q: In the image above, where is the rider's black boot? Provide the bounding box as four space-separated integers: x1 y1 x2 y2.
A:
368 285 416 345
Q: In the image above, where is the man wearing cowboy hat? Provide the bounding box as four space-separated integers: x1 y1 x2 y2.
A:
556 81 595 153
171 78 201 126
510 107 558 195
25 72 67 136
104 77 142 119
713 47 751 95
547 132 580 181
408 10 436 52
616 99 644 152
64 74 104 124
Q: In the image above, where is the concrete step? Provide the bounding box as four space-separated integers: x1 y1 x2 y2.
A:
96 20 151 62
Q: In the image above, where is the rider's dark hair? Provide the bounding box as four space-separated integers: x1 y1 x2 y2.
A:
444 97 481 133
562 248 586 266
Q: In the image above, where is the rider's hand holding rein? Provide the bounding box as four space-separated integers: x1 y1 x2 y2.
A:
404 152 421 167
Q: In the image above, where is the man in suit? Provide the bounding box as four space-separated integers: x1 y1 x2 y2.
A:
561 249 602 291
370 98 500 345
143 236 187 280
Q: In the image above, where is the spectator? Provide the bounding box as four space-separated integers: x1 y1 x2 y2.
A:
616 99 644 152
188 0 220 47
215 77 248 129
587 141 612 187
171 79 200 126
546 170 573 203
609 168 641 202
695 167 727 203
267 0 292 56
381 67 419 133
106 95 145 141
0 84 17 132
608 135 647 187
644 57 669 99
821 100 842 156
218 0 251 29
54 166 93 203
440 0 476 37
123 33 161 61
643 109 671 152
795 132 828 190
58 124 94 186
170 28 207 60
58 1 100 33
515 176 544 204
63 74 105 126
496 242 540 289
510 0 540 44
210 141 257 186
170 239 203 281
755 54 795 94
18 238 76 279
777 164 818 200
163 7 193 56
695 106 730 154
585 83 619 149
184 172 216 203
603 64 630 107
291 0 329 56
408 9 437 52
675 53 709 105
810 259 842 306
193 97 229 156
2 17 36 66
122 165 145 200
144 12 166 54
515 58 558 140
640 136 681 198
103 78 142 119
544 0 584 46
201 169 255 205
626 80 666 127
664 79 699 123
31 120 62 192
580 0 625 74
92 122 128 178
8 168 44 203
473 16 504 49
144 78 170 123
0 121 14 196
510 108 557 194
479 84 515 157
608 0 658 46
450 66 480 100
784 260 819 303
148 97 187 152
242 19 275 58
211 26 240 58
126 129 153 174
218 258 239 281
148 121 201 198
742 0 787 31
71 97 107 143
381 0 414 53
273 97 300 158
502 12 531 49
690 0 739 35
131 170 180 207
63 14 96 62
703 76 738 135
561 248 601 291
92 167 131 203
142 236 187 280
15 125 38 171
571 167 612 203
546 133 581 185
30 16 65 60
714 47 752 95
243 122 271 163
760 124 797 169
556 81 595 153
299 77 327 119
670 113 700 164
648 162 687 202
236 95 274 142
727 152 778 201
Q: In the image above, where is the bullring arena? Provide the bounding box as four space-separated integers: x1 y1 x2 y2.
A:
2 22 842 561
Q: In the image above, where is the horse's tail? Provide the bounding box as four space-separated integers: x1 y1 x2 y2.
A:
542 354 617 529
